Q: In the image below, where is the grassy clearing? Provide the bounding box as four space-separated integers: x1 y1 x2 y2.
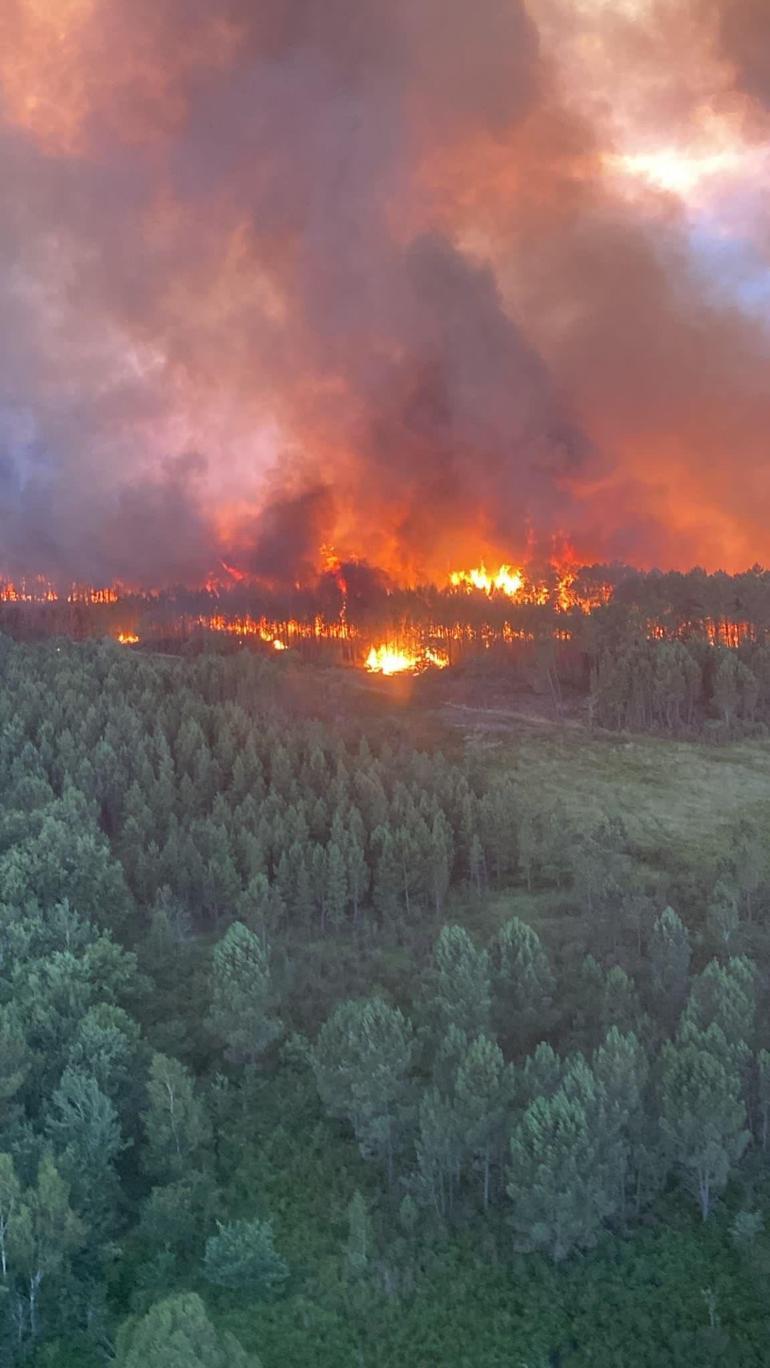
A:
442 704 770 869
338 664 770 869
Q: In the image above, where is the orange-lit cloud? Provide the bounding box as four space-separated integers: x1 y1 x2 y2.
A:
2 0 770 585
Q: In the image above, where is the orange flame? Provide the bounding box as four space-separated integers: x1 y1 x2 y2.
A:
424 646 450 669
365 642 449 675
449 563 524 596
365 644 417 675
203 614 298 649
0 552 615 672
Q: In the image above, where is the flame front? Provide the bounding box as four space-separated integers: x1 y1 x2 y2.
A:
0 552 608 673
449 564 524 597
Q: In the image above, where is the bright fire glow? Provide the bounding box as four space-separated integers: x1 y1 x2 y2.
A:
365 643 449 675
366 645 418 675
0 554 609 675
449 564 524 596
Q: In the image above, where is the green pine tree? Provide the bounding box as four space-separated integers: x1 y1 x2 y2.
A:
207 921 282 1064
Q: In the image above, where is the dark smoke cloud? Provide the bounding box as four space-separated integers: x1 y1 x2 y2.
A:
1 0 770 583
244 485 335 583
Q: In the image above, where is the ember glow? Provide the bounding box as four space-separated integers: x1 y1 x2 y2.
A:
3 1 770 583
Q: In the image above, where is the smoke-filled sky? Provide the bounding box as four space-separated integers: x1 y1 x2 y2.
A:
2 0 770 584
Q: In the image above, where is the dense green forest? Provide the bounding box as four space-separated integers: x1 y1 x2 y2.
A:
0 634 770 1365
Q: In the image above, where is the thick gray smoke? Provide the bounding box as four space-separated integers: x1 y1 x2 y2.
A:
2 0 770 583
0 0 592 584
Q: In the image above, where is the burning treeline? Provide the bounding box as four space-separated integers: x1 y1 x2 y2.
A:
3 562 770 681
0 557 591 670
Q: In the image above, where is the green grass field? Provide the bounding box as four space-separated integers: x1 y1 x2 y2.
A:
334 661 770 875
439 702 770 865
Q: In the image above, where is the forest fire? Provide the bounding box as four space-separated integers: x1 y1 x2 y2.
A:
6 0 770 636
0 555 568 673
7 1 770 1350
203 615 290 651
0 580 58 604
449 565 524 597
3 560 768 675
0 582 120 605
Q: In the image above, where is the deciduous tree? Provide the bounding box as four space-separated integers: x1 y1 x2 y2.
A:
143 1053 212 1181
115 1292 260 1368
203 1217 287 1295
